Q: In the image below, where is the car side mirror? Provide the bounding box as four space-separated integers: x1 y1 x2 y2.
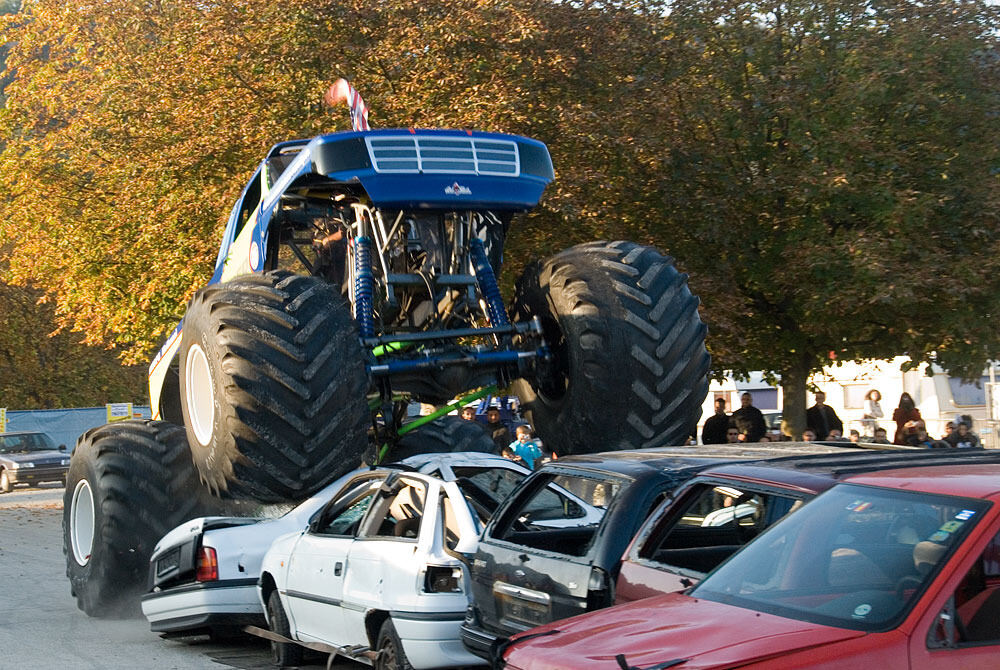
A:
59 445 67 452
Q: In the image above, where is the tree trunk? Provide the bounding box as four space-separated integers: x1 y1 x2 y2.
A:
780 356 811 439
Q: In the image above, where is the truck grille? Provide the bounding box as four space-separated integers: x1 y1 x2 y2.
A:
365 136 519 176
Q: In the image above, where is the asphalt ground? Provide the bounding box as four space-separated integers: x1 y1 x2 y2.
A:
0 484 352 669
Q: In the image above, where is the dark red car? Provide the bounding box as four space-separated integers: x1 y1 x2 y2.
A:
500 451 1000 669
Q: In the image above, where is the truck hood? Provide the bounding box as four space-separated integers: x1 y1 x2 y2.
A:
504 592 866 670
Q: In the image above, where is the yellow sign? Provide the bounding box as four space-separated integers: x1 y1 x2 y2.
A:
106 403 133 423
0 408 6 433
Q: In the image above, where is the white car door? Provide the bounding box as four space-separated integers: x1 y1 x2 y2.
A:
284 475 383 643
338 473 438 646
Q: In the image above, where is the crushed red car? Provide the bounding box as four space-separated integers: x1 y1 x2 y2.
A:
499 450 1000 669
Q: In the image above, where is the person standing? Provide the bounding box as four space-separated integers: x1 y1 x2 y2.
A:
701 398 732 445
805 391 844 440
731 392 767 443
892 392 922 445
862 389 883 435
485 407 512 453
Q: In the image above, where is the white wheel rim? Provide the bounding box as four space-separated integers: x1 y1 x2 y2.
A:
185 343 216 447
70 479 95 566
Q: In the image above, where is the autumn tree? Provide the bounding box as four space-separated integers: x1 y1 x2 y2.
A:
0 0 665 363
640 0 1000 435
2 0 999 438
0 279 145 407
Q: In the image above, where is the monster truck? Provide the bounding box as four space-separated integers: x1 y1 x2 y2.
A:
64 88 710 616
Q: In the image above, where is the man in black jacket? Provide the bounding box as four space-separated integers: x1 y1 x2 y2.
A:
806 391 843 441
701 397 732 444
732 392 768 443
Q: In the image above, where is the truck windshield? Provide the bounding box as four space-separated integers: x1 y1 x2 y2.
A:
0 433 56 454
692 483 989 632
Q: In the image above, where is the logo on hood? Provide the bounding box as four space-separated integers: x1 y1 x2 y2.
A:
445 182 472 196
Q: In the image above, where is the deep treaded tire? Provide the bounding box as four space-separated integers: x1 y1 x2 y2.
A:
388 415 497 462
511 241 710 455
63 420 224 618
179 271 370 502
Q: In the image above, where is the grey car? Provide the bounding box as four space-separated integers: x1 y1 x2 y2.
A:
0 431 70 493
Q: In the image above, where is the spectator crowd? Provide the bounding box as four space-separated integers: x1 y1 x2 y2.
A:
701 389 983 449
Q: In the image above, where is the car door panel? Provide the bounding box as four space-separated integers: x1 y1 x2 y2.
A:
340 475 435 646
472 471 624 635
285 476 382 643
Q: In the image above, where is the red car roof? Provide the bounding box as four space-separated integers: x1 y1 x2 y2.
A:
845 463 1000 499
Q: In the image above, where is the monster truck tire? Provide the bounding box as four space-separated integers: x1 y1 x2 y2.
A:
63 420 226 618
387 415 497 462
511 241 710 455
179 271 370 503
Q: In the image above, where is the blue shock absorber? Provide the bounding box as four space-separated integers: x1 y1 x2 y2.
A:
469 237 509 327
353 235 376 338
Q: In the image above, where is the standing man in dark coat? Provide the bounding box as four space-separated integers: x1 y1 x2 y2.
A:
701 397 732 445
805 391 844 441
731 392 767 443
485 408 512 453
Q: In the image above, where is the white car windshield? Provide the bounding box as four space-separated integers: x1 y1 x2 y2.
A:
692 483 989 631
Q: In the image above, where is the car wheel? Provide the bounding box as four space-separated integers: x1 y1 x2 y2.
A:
385 416 497 462
375 619 414 670
266 590 302 668
62 420 226 617
0 470 10 493
179 270 370 503
511 241 710 455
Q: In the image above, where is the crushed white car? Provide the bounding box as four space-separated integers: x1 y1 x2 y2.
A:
257 463 596 669
141 453 529 637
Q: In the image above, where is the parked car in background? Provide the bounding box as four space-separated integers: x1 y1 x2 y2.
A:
499 449 1000 670
460 442 880 659
0 431 69 493
142 452 529 638
260 466 503 669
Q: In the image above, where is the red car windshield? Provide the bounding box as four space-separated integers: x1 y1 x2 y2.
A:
692 483 989 632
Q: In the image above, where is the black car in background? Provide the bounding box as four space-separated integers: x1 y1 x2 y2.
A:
459 442 869 659
0 431 69 493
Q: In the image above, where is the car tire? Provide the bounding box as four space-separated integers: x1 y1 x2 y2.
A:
266 590 303 668
0 470 10 493
385 416 497 462
62 420 226 617
179 270 370 503
375 618 414 670
511 241 710 455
